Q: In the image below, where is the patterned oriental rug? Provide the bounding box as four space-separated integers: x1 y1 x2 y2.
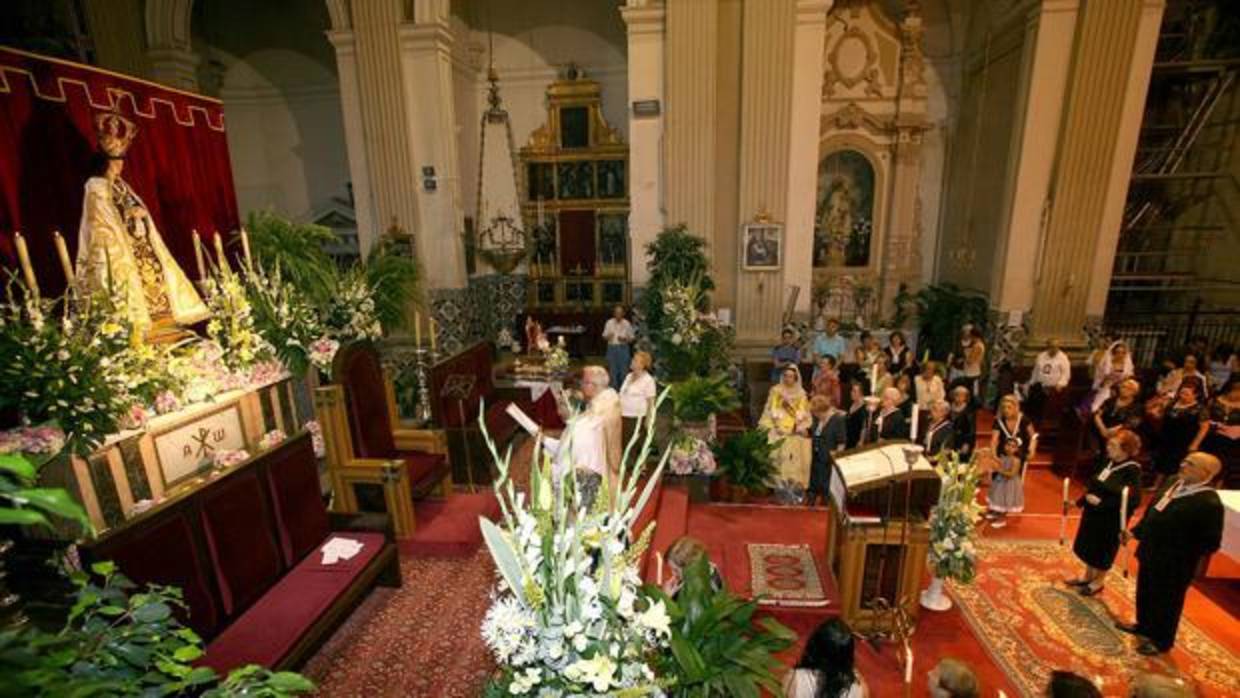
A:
949 539 1240 698
748 543 830 607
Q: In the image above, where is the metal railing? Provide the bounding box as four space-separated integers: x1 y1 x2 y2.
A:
1101 308 1240 366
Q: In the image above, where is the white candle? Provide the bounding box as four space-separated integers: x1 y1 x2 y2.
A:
1120 486 1129 534
414 310 422 348
192 230 206 281
14 232 38 296
910 404 920 443
240 227 253 270
656 552 663 585
53 231 74 283
213 231 227 272
871 363 878 392
1060 476 1070 546
904 646 913 684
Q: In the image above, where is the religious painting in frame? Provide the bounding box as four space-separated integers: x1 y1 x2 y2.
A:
741 218 782 271
814 149 875 268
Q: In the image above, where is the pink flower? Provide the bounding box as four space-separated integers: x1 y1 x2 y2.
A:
127 404 150 428
154 390 181 415
258 429 287 451
212 449 250 468
304 420 326 458
0 425 67 456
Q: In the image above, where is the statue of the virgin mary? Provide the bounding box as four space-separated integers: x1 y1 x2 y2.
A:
76 109 208 339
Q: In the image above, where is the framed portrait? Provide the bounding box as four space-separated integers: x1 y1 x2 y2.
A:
741 221 782 270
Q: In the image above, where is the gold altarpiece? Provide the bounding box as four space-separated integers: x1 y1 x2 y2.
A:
519 68 630 312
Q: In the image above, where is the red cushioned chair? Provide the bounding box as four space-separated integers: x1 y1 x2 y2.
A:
315 341 452 539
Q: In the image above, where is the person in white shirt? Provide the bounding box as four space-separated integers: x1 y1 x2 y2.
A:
549 366 622 509
914 361 945 412
783 618 867 698
1024 338 1072 421
602 305 635 390
619 351 657 449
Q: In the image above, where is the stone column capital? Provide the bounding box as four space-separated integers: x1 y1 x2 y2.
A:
620 5 666 35
146 47 200 91
795 0 832 25
325 29 356 54
398 22 455 52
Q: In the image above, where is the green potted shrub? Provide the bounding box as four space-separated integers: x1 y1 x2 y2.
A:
646 556 796 696
711 429 781 503
666 375 740 502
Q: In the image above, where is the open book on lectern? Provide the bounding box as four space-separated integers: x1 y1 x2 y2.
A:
828 442 940 523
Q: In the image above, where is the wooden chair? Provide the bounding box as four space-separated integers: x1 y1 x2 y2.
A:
314 341 451 539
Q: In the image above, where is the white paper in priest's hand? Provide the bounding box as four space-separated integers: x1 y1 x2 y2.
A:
506 402 541 436
320 536 364 565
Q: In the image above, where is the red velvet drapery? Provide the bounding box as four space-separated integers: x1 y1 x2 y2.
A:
0 46 239 298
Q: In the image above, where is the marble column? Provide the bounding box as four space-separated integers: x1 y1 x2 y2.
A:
398 0 468 291
734 0 796 342
347 0 421 254
992 0 1079 319
782 0 831 315
664 0 719 252
82 0 149 79
325 27 378 254
620 1 667 287
144 0 198 91
1028 0 1165 347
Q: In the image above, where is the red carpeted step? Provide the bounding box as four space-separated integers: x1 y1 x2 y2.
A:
643 485 690 582
399 492 501 559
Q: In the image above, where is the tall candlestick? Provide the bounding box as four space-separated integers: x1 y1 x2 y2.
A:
213 231 227 273
414 310 422 348
430 317 438 353
1060 477 1070 546
13 232 38 296
240 227 253 270
192 230 206 281
1119 485 1130 577
53 231 74 284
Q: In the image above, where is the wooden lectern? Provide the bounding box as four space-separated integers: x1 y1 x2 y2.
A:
827 443 941 633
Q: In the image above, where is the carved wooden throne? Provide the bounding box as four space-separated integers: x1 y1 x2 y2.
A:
314 341 451 539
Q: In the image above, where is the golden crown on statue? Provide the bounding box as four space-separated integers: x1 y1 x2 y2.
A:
94 109 138 158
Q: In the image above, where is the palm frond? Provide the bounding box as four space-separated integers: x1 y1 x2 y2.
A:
362 240 420 332
244 210 338 303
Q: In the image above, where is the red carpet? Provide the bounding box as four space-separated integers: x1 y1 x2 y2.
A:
399 492 501 558
951 538 1240 697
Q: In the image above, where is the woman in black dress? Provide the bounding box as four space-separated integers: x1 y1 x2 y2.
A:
844 381 868 449
1152 385 1204 491
949 386 976 458
1068 429 1142 596
1092 378 1144 473
1191 378 1240 488
886 331 917 379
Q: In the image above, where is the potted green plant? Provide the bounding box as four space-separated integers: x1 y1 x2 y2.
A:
711 429 781 503
645 556 796 696
668 374 740 433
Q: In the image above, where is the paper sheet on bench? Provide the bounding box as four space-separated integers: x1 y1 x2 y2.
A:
321 536 364 565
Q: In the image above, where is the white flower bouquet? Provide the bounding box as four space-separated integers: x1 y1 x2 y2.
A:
477 392 673 697
927 450 984 584
667 434 716 476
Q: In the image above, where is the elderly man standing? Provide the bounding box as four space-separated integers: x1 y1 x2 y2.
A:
1024 338 1071 422
581 365 622 489
1117 451 1224 655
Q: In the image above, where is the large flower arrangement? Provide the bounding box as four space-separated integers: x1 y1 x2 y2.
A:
0 285 134 454
202 269 272 371
243 263 326 378
927 450 984 583
542 337 570 375
322 269 383 343
477 394 672 697
651 278 734 382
